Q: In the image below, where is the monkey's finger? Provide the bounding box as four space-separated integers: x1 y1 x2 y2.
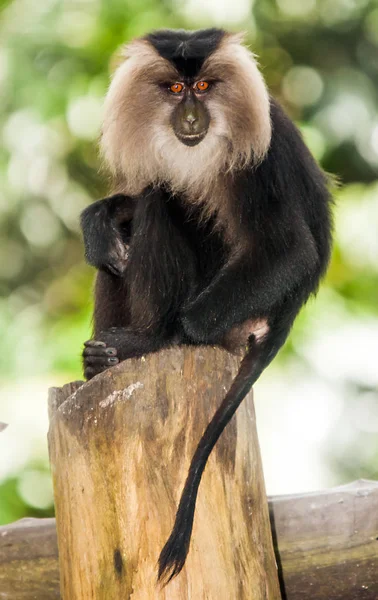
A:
83 347 117 357
84 366 102 380
84 355 119 366
84 340 106 348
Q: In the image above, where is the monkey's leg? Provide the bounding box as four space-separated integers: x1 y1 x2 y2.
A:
83 269 129 379
181 228 319 344
81 193 136 275
84 269 176 379
92 269 132 333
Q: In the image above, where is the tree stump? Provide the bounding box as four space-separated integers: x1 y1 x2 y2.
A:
48 346 281 599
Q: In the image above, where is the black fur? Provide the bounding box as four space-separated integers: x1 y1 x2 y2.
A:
81 99 333 581
145 28 226 79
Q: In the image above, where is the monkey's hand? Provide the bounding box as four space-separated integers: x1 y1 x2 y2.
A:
82 327 164 380
80 195 135 276
82 339 119 380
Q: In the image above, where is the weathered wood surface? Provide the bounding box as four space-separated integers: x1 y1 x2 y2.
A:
0 480 377 599
271 479 378 600
47 347 281 599
0 518 59 599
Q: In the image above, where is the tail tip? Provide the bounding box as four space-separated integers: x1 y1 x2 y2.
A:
157 534 188 585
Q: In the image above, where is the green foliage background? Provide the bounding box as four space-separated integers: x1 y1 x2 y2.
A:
0 0 377 523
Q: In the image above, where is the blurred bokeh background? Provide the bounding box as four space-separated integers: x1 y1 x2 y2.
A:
0 0 377 525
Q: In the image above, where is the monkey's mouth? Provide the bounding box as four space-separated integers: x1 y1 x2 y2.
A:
176 131 207 147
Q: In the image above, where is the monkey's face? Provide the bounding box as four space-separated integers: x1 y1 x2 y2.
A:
101 30 272 197
166 81 211 146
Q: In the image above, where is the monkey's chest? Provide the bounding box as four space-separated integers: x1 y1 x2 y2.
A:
166 201 227 287
127 200 226 319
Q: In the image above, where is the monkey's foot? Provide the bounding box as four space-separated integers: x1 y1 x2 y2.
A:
83 340 119 380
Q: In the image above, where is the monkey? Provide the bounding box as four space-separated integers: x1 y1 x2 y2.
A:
80 28 333 583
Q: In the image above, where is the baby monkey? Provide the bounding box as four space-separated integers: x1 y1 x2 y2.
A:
81 28 333 582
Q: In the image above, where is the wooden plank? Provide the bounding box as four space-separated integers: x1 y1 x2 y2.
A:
0 518 59 599
270 479 378 600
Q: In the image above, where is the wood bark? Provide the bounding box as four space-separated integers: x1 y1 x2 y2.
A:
1 480 378 599
47 346 281 599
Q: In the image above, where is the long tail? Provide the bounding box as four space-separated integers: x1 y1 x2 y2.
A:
158 335 279 584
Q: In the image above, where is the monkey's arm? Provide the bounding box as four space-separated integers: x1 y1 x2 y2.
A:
80 194 136 276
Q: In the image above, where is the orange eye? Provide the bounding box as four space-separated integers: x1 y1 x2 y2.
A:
195 81 209 92
170 83 184 94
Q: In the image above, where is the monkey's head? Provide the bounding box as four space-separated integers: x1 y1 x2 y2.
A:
101 29 272 197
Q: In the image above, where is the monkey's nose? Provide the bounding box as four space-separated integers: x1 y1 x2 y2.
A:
183 113 202 134
186 114 197 125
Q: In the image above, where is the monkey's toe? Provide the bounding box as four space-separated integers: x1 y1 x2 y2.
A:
83 340 119 380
